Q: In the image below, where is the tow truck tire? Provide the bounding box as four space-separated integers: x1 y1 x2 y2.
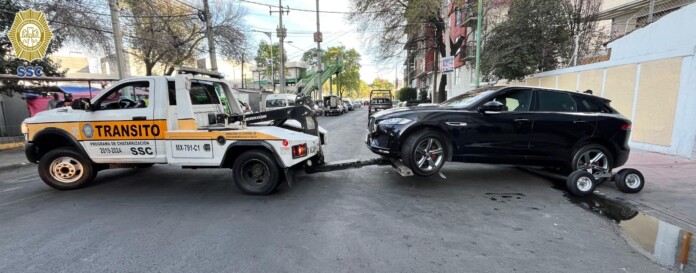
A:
566 170 597 196
232 150 280 195
401 129 449 177
614 168 644 193
38 148 95 190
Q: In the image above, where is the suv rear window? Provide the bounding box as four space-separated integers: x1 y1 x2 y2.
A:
572 95 611 113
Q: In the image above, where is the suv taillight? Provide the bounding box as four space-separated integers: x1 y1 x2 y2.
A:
292 144 308 159
621 123 632 130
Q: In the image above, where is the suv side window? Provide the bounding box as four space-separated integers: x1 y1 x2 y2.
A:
536 91 577 112
96 81 150 110
488 89 533 112
572 95 608 113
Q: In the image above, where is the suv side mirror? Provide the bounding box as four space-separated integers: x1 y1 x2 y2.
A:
478 100 505 113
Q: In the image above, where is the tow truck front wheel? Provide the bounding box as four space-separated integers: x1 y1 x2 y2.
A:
38 148 95 190
232 150 280 195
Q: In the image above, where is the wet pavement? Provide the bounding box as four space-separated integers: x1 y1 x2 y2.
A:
0 107 684 272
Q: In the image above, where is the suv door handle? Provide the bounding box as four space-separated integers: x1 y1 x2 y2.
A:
573 120 587 124
514 118 530 122
132 116 147 121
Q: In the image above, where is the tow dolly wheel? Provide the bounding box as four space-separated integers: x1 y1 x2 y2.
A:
566 170 597 197
232 150 280 195
614 168 644 193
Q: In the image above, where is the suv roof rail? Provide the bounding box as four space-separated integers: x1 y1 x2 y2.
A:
175 67 225 79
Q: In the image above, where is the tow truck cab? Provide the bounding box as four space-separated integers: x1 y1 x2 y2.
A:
22 69 325 195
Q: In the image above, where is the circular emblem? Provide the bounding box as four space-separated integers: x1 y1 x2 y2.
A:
7 9 53 62
82 123 94 139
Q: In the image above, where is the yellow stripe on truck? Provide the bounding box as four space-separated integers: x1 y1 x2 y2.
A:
27 120 168 141
165 131 282 140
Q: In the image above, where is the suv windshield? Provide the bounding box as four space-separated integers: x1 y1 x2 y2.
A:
266 99 287 107
441 87 501 108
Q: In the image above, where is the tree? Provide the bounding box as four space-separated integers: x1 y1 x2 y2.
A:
121 1 249 75
561 0 606 67
301 48 325 69
371 78 394 91
357 79 371 98
481 0 570 81
0 0 65 96
326 46 361 98
418 89 430 102
254 41 285 79
397 87 417 101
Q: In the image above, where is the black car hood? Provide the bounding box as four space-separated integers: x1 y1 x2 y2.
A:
372 105 445 119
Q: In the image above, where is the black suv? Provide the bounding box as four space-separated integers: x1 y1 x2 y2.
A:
366 86 632 179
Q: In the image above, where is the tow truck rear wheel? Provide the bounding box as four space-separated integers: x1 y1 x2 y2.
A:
38 148 95 190
232 150 280 195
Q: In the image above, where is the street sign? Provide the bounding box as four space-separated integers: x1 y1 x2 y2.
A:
276 28 286 38
442 56 454 73
313 32 323 42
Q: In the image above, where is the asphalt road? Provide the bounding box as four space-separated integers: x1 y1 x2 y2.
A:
0 107 669 273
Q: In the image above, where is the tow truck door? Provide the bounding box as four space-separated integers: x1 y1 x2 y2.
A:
79 79 159 162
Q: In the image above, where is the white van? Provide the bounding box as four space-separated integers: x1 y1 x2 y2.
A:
265 94 297 111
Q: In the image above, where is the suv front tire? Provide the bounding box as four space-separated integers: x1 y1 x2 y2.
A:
401 129 449 176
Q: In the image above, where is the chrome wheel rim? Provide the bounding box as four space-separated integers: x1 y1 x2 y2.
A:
625 173 641 189
414 138 444 171
49 156 84 183
577 176 593 192
577 149 610 178
240 159 270 189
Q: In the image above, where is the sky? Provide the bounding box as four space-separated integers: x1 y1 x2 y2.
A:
239 0 403 84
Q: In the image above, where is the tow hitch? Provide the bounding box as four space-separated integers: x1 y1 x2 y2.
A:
305 157 414 177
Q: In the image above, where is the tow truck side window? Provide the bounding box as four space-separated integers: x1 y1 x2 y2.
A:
190 81 221 105
95 81 150 110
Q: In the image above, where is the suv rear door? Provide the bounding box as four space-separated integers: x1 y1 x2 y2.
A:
527 90 597 163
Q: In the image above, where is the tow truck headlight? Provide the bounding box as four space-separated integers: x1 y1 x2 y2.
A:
292 143 308 159
379 118 412 125
21 122 28 134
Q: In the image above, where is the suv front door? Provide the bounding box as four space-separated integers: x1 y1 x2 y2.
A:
460 88 534 163
79 79 159 162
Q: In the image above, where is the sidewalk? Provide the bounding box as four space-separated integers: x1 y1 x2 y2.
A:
600 150 696 233
0 147 31 172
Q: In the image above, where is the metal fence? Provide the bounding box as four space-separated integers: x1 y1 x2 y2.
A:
609 0 696 40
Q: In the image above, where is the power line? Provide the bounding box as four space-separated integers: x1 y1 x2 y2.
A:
238 0 384 14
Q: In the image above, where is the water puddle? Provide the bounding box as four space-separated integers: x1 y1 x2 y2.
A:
521 167 695 271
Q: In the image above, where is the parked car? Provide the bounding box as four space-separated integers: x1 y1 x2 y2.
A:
313 100 325 116
343 100 354 112
366 86 631 186
323 95 344 116
352 100 362 109
265 93 297 111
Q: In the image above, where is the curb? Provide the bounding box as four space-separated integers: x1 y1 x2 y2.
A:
0 142 23 151
0 162 33 172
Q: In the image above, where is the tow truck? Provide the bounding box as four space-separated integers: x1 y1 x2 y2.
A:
21 68 410 195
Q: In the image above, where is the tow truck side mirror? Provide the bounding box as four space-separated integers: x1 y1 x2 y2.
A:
71 98 93 111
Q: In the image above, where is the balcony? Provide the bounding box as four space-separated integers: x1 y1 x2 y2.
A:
462 0 478 27
460 41 476 62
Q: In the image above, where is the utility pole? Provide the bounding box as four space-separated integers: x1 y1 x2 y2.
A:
473 0 483 88
108 0 128 79
202 0 218 71
315 0 323 100
241 54 245 88
270 1 288 93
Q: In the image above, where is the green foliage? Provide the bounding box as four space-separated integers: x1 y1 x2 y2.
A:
418 89 430 103
301 48 326 69
371 78 394 91
254 41 286 78
317 46 361 98
0 0 65 96
397 87 418 102
481 0 570 81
